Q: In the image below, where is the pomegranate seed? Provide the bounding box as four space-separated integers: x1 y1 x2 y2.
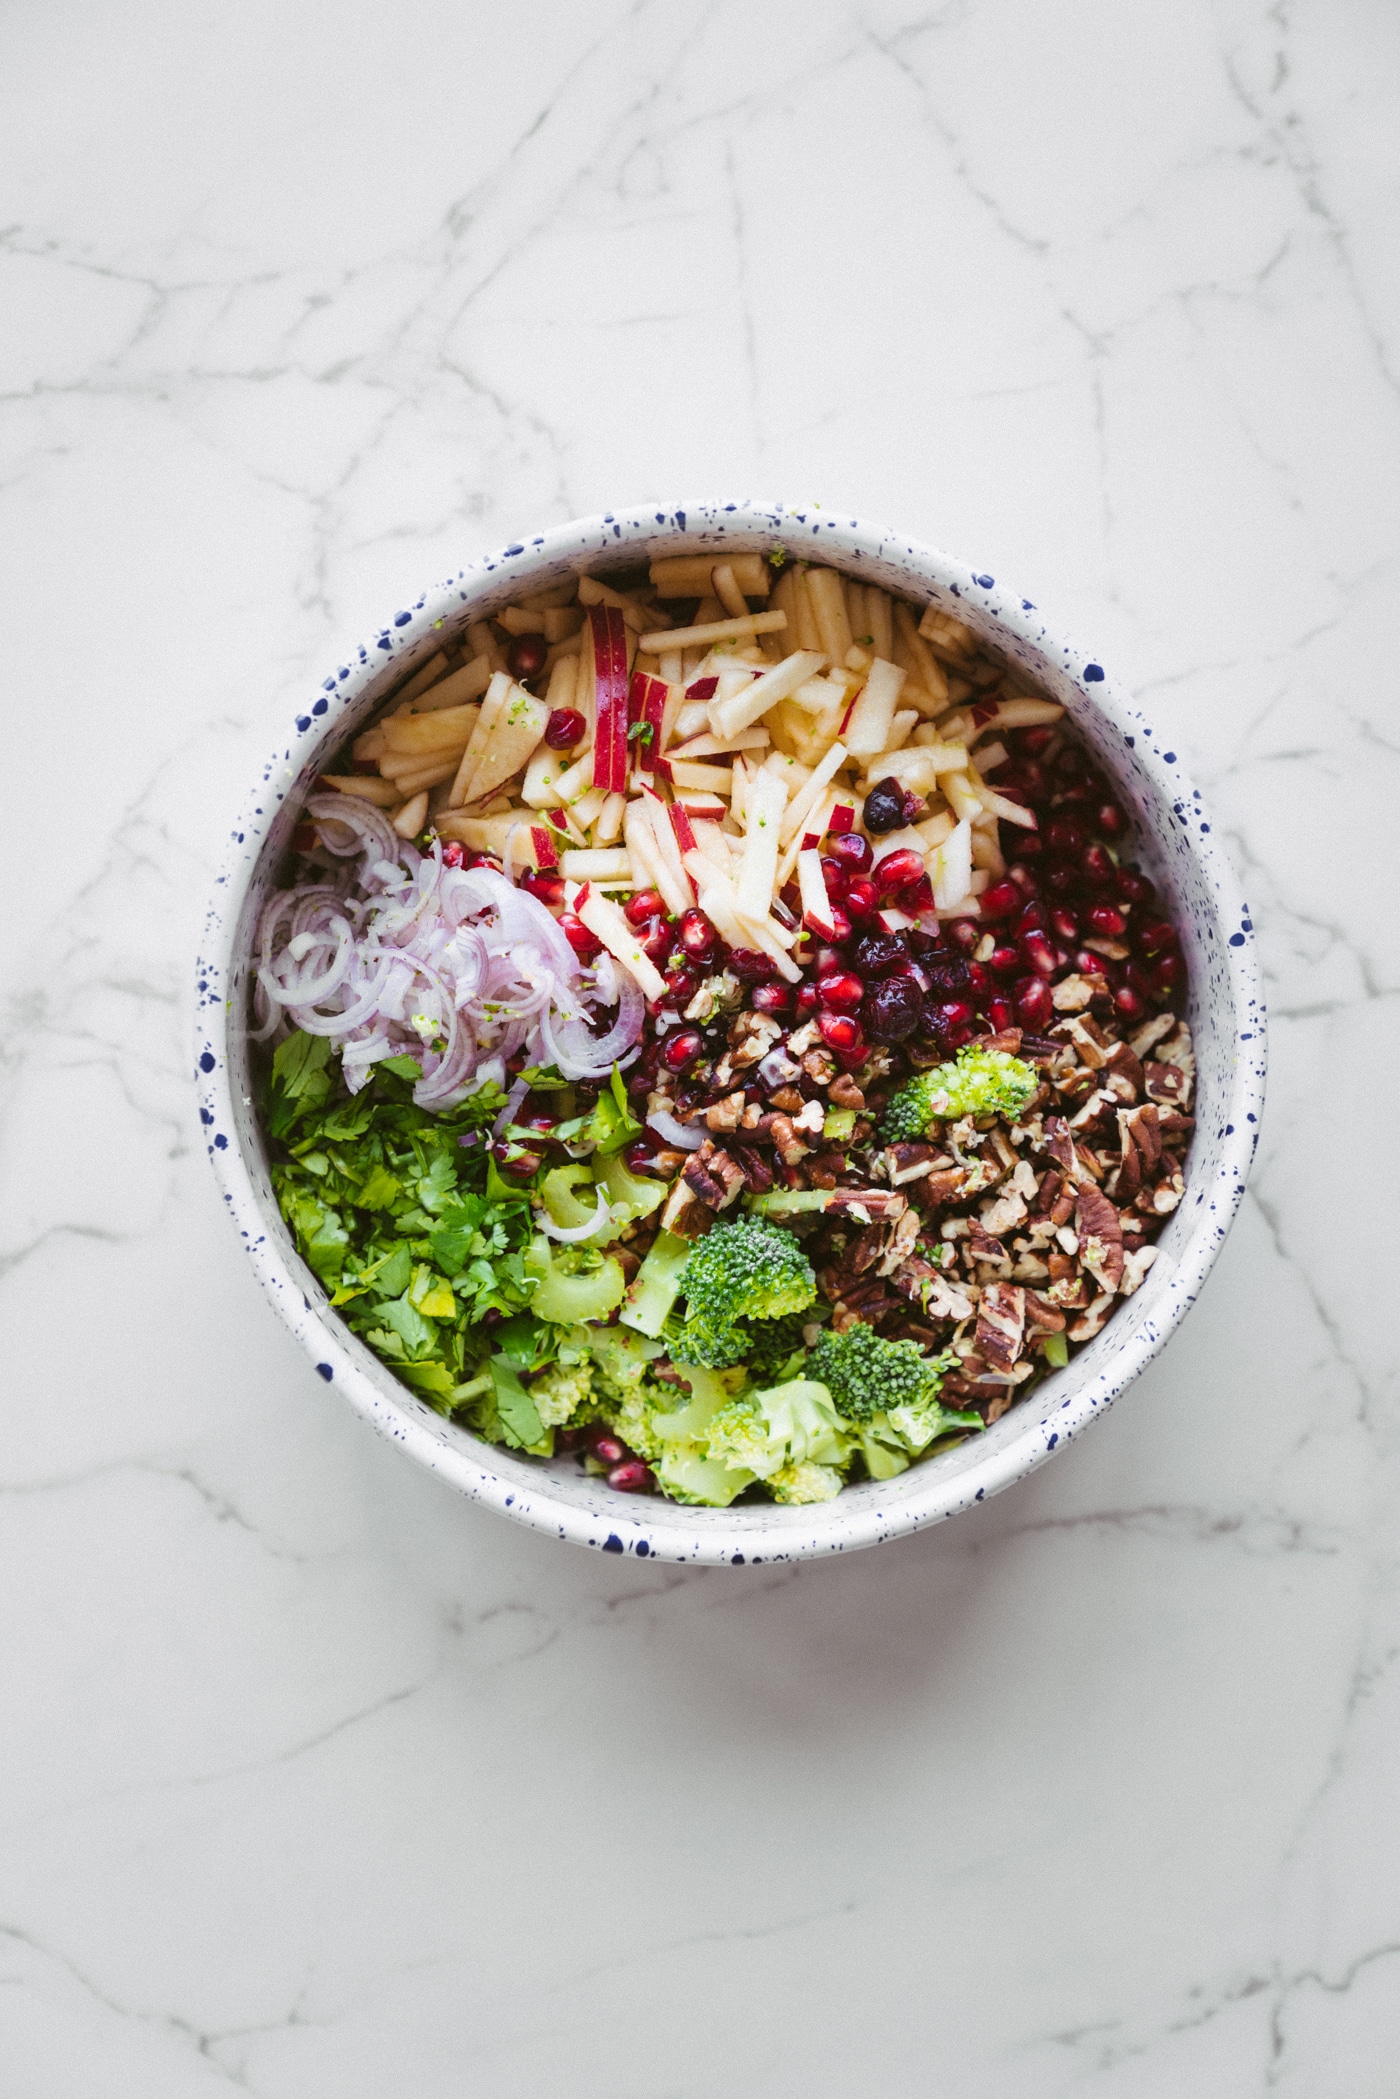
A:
818 1011 864 1054
826 830 873 875
1019 725 1058 756
904 873 935 912
1113 984 1146 1020
544 705 585 749
1117 868 1155 906
818 904 852 945
1020 928 1058 977
663 964 699 1004
1042 858 1076 897
820 856 847 901
929 996 975 1032
1017 898 1048 933
873 847 925 896
990 943 1020 976
607 1458 654 1493
638 915 671 963
1137 918 1178 956
965 960 990 996
987 995 1015 1030
1051 905 1079 943
1008 864 1038 894
661 1028 703 1073
844 875 880 923
1086 902 1127 938
678 908 717 962
520 870 565 907
751 981 794 1016
1073 948 1105 978
1151 951 1183 992
1013 975 1053 1030
558 913 602 961
625 887 665 926
1046 816 1084 856
1011 830 1044 859
1122 959 1154 996
623 1139 664 1178
507 633 549 682
819 972 865 1013
979 879 1021 920
494 1142 542 1179
440 839 465 868
943 1020 977 1051
1080 843 1116 887
591 1433 626 1465
1094 799 1126 837
795 981 820 1017
727 947 775 982
946 918 980 951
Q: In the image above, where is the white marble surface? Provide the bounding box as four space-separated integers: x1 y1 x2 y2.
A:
1 1 1395 2090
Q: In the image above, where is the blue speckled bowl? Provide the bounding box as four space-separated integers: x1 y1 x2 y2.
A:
196 502 1266 1565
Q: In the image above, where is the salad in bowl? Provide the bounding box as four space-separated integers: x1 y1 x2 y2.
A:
249 545 1197 1510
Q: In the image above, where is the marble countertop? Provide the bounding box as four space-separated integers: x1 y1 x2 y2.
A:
3 3 1395 2092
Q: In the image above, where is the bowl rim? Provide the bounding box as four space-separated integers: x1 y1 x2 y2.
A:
195 499 1266 1565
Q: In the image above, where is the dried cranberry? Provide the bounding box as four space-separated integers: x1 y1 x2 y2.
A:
607 1458 654 1493
865 975 924 1042
751 981 793 1016
853 931 907 977
661 1028 703 1073
678 908 717 962
508 633 549 682
818 1012 864 1054
826 831 873 875
1086 902 1127 938
844 875 880 923
1013 975 1053 1030
728 947 775 982
979 879 1021 921
863 779 907 833
544 705 585 749
624 887 665 926
820 856 847 900
925 956 971 995
558 913 601 961
872 848 924 897
520 870 565 907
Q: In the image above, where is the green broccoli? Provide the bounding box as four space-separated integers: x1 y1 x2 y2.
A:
770 1461 844 1504
807 1322 958 1425
671 1217 817 1368
734 1309 812 1386
706 1379 852 1481
527 1356 596 1429
881 1045 1038 1141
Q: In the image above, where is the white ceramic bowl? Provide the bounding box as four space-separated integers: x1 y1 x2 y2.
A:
197 502 1266 1565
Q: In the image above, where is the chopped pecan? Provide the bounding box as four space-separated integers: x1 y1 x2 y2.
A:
1120 1101 1162 1173
1068 1293 1115 1341
1051 972 1105 1013
1053 1012 1111 1068
875 1206 921 1276
1144 1061 1189 1109
768 1085 805 1113
1075 1183 1125 1294
968 1220 1012 1269
805 1149 845 1190
801 1046 837 1086
891 1257 975 1323
1120 1244 1160 1296
1032 1167 1064 1217
1129 1012 1176 1058
765 1112 810 1166
1023 1292 1067 1334
980 1185 1029 1238
976 1286 1026 1371
734 1143 774 1193
1158 1112 1195 1143
828 1071 866 1111
729 1010 784 1067
1139 1164 1185 1216
826 1187 910 1224
659 1182 715 1239
701 1090 747 1132
1102 1039 1146 1098
977 1028 1024 1057
682 1138 746 1212
886 1140 940 1185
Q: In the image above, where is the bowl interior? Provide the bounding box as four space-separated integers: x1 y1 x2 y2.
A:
205 504 1263 1562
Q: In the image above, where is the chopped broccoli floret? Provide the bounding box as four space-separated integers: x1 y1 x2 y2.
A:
527 1357 596 1429
734 1309 812 1386
672 1218 817 1367
707 1379 852 1481
807 1322 958 1425
770 1461 845 1505
881 1046 1038 1141
857 1392 985 1478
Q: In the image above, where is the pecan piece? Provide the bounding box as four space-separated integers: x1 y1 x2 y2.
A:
828 1071 865 1111
1145 1061 1189 1109
682 1138 746 1212
1075 1183 1124 1295
977 1283 1027 1370
659 1182 716 1240
701 1090 747 1132
733 1144 774 1194
801 1045 837 1086
968 1220 1012 1270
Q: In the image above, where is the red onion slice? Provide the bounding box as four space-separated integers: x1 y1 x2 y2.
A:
647 1108 704 1152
